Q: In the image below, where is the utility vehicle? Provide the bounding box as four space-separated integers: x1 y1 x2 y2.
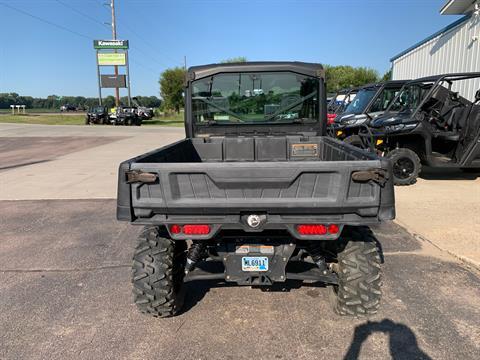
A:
111 106 142 126
85 105 109 125
363 73 480 185
117 62 394 317
60 104 77 112
331 81 408 146
132 97 155 120
327 87 358 125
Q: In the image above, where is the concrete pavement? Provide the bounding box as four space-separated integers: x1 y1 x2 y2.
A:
0 124 184 199
1 199 479 360
394 168 480 268
0 123 478 266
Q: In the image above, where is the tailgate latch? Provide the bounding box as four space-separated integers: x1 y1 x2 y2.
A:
351 169 388 187
125 170 157 184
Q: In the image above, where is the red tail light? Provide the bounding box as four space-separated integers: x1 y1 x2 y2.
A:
297 224 340 236
170 224 182 234
297 224 327 235
328 224 340 234
171 224 211 235
183 224 211 235
327 113 337 125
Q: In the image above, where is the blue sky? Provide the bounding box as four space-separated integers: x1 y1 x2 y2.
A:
0 0 461 98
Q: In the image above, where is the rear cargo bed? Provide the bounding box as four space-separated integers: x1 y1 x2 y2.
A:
117 136 394 224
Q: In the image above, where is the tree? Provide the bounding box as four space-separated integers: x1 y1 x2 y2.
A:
382 69 392 81
221 57 247 63
324 65 379 94
159 67 186 113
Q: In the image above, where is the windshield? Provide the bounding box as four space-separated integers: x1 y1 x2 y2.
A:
344 88 377 114
91 106 105 113
191 72 319 125
388 83 432 113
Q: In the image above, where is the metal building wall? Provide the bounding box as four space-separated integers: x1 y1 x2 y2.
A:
392 15 480 100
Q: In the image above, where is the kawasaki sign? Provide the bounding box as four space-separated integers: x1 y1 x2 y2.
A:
93 40 129 49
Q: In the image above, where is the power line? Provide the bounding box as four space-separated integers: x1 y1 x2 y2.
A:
0 1 92 40
119 20 180 65
55 0 109 30
0 1 165 85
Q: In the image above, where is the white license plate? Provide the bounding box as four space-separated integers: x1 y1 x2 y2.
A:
242 257 268 272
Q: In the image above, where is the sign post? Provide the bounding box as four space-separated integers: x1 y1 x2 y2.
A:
94 40 131 107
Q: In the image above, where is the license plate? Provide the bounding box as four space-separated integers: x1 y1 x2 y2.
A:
242 257 268 272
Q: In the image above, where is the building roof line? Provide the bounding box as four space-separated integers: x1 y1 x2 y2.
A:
390 14 471 62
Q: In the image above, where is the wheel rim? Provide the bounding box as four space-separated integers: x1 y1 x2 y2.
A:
393 157 415 179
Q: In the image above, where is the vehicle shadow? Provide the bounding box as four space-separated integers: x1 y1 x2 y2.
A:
343 319 432 360
420 166 479 181
180 277 328 315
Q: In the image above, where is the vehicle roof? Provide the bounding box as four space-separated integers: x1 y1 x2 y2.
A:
360 80 410 88
406 73 480 84
187 61 324 81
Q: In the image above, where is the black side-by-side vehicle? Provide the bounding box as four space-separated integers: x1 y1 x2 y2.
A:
117 62 395 317
85 106 109 125
327 87 359 125
362 73 480 185
330 80 409 145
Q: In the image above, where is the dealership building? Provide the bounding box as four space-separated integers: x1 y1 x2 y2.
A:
391 0 480 98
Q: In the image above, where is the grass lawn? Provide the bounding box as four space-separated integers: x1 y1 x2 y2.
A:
0 108 62 114
0 114 184 127
0 114 86 125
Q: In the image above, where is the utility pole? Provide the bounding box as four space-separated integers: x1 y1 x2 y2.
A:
184 55 187 71
110 0 120 107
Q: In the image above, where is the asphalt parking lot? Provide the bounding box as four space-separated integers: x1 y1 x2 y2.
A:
1 200 479 360
0 124 479 359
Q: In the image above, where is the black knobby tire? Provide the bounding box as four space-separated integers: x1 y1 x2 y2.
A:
132 226 187 317
387 148 421 186
85 117 91 125
329 227 382 317
343 135 363 148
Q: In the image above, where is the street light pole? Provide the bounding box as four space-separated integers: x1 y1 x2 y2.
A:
110 0 120 107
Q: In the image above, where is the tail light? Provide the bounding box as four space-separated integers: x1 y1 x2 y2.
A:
327 224 339 234
297 224 340 236
170 224 211 235
183 225 211 235
170 224 182 234
327 113 337 125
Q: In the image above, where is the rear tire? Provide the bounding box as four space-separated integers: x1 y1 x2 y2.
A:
387 148 421 186
344 135 363 148
329 227 382 317
132 226 187 317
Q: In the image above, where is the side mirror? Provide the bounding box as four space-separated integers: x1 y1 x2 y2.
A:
475 89 480 102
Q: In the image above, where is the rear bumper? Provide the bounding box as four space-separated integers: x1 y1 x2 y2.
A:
127 213 391 240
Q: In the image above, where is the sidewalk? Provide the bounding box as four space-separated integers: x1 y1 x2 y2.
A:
394 168 480 268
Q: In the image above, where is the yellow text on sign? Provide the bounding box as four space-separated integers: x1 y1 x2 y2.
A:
97 53 126 66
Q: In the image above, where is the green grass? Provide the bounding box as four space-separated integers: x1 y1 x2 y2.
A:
143 118 184 127
0 108 62 114
0 113 184 127
0 114 85 125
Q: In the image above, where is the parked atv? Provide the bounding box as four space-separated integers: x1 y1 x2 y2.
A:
113 106 142 126
331 81 408 146
132 97 155 120
117 62 394 318
362 73 480 185
85 106 109 125
327 87 358 125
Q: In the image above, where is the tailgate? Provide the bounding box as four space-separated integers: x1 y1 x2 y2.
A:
119 160 394 221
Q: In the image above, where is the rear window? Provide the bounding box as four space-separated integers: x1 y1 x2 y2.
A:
191 72 319 125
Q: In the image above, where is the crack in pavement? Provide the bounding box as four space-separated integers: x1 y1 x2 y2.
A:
0 264 130 273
